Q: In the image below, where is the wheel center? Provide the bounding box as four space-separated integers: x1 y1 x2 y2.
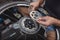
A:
19 17 41 34
24 19 35 29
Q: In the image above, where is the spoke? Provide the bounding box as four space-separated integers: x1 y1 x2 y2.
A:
25 34 27 40
16 35 22 40
3 13 18 21
37 34 46 40
35 35 38 40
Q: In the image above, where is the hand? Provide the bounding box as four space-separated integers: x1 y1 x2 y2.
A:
36 16 58 26
29 1 40 10
29 0 43 11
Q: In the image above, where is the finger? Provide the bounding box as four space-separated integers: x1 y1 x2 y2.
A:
37 20 48 26
42 16 49 19
32 7 36 11
28 5 33 12
29 5 33 9
37 17 46 21
30 6 36 11
37 20 50 26
37 20 45 24
29 4 36 11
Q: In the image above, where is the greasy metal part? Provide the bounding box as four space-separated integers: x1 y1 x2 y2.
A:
18 17 41 34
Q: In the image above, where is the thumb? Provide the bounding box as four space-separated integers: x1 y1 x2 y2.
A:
29 5 36 11
32 7 36 11
37 17 46 21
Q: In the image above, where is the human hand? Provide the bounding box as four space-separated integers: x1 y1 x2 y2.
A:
36 16 57 26
29 1 40 10
29 0 43 11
